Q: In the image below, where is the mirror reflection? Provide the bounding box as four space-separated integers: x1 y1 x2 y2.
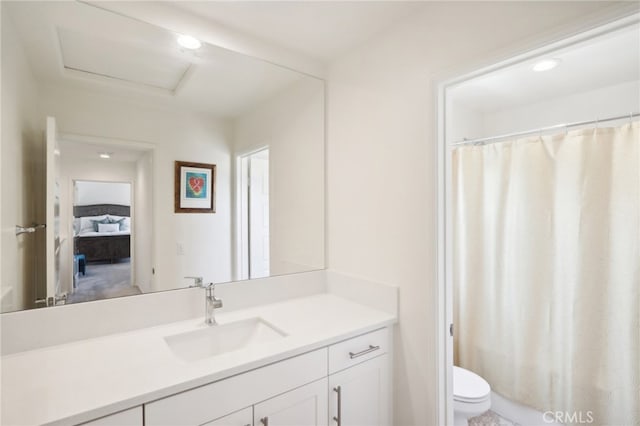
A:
68 180 137 304
1 1 325 313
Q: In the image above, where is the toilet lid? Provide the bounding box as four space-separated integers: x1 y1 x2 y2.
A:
453 366 490 402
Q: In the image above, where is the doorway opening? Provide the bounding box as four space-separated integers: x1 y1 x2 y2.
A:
437 12 639 426
67 180 140 304
238 148 270 280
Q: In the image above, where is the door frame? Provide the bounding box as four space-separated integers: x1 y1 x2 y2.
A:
234 145 270 281
434 10 639 425
59 132 156 296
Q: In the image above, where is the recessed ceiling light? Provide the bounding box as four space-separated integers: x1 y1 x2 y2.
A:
532 58 561 72
99 153 111 159
177 34 202 50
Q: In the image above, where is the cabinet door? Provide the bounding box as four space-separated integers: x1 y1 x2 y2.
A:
203 407 253 426
145 349 327 426
254 378 327 426
329 355 390 426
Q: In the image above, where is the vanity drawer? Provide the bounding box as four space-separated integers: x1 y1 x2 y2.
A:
145 348 327 426
328 327 389 374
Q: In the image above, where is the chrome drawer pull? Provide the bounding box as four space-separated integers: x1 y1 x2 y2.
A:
333 386 342 425
349 344 380 359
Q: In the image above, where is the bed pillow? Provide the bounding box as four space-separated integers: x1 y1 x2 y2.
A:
98 223 119 233
107 215 130 231
79 215 107 233
108 216 126 230
91 218 110 232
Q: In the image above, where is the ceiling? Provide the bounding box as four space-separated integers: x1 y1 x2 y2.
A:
449 23 640 113
170 1 427 62
5 1 306 119
8 1 635 118
58 139 149 163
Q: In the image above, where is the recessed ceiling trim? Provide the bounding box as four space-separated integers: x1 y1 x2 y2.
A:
56 25 192 94
62 66 174 97
171 64 196 97
63 66 177 93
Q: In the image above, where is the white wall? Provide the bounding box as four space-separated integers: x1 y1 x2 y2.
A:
1 9 45 312
325 2 630 425
448 80 640 143
483 79 640 137
233 77 325 277
39 85 233 292
74 181 131 206
447 101 486 145
447 81 640 142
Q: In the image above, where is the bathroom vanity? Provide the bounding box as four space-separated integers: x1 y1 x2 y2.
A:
1 272 397 426
144 327 390 426
0 0 393 422
0 3 395 424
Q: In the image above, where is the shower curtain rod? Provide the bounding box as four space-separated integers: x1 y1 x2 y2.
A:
451 112 639 147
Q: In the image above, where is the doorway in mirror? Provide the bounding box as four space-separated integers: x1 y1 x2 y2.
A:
239 148 270 280
67 181 138 304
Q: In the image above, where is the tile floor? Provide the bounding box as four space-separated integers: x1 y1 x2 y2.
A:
470 410 518 426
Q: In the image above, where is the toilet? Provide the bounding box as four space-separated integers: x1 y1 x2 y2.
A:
453 366 491 426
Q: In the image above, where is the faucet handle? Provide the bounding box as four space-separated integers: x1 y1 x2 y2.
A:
184 276 203 287
205 282 216 297
205 283 223 309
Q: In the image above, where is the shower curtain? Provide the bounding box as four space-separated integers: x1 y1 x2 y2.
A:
453 122 639 426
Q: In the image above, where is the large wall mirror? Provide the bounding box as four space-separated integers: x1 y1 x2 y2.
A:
1 1 325 313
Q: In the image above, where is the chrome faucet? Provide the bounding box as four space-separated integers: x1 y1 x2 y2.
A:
184 276 203 288
204 283 223 326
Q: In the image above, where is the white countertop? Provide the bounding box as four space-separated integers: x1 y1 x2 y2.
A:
1 293 396 426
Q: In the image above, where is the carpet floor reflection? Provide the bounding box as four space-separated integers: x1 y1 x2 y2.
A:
67 259 141 304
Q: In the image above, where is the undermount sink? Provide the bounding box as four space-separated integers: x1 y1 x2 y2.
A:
164 318 287 362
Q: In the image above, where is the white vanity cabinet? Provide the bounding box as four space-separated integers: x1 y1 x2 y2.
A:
144 349 327 426
142 327 390 426
329 356 390 426
327 327 390 426
254 378 328 426
202 407 253 426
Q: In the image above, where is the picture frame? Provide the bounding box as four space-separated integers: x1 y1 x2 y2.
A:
174 161 216 213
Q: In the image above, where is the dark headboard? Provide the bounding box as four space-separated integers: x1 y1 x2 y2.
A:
74 204 130 217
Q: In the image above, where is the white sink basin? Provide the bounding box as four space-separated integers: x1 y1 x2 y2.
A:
164 318 287 362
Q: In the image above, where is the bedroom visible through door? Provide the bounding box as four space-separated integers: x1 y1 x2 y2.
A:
67 180 140 303
238 148 270 280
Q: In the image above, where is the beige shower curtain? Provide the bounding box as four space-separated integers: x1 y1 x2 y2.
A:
453 122 639 426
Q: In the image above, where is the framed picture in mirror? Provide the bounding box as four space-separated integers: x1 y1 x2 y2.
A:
175 161 216 213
